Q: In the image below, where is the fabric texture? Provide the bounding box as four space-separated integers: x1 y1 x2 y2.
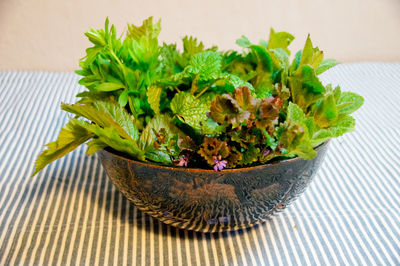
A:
0 63 399 265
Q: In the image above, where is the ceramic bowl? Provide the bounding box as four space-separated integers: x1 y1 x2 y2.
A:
98 141 329 232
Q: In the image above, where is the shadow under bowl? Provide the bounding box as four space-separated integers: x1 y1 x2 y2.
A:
98 141 329 232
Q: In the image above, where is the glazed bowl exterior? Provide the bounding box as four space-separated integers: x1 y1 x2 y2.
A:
98 142 329 232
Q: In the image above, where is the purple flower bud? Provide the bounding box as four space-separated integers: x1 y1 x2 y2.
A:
213 158 227 171
263 148 271 156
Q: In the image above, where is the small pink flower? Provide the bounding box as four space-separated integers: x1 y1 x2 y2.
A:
177 156 188 167
213 155 227 171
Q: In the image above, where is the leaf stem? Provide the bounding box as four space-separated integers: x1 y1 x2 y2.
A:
195 85 209 99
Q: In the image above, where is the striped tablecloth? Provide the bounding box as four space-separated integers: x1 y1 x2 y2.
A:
0 63 399 265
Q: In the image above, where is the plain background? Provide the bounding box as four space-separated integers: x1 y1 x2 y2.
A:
1 0 399 71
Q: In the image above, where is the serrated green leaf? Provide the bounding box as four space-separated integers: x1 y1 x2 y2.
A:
62 101 138 141
127 16 161 41
337 92 364 115
218 73 255 93
328 115 355 137
32 119 93 176
187 51 222 80
311 115 355 146
86 139 108 155
287 102 305 124
182 36 205 55
239 144 260 165
79 121 144 160
92 101 139 141
170 92 209 129
315 59 338 75
146 86 162 114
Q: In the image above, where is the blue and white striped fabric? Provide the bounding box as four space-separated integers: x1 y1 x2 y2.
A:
0 63 399 265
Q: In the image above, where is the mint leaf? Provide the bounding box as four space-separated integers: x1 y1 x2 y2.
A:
170 92 209 129
315 59 338 75
287 102 305 124
188 51 222 80
328 115 355 137
311 115 355 146
337 92 364 115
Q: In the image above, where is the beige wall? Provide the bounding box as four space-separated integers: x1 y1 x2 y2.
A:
1 0 399 71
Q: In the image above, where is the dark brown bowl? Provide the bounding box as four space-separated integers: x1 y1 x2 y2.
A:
98 142 329 232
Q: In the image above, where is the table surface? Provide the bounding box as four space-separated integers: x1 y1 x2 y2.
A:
0 63 399 265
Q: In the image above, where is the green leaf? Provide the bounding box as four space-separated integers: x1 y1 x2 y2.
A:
200 118 226 136
127 16 161 41
118 90 129 107
337 92 364 115
236 35 251 48
315 59 338 75
313 93 338 128
328 115 355 137
187 51 222 80
32 119 93 176
86 139 108 155
311 116 355 146
270 48 290 70
139 114 181 150
288 65 325 109
146 86 162 114
267 29 294 55
96 82 124 92
287 102 305 124
182 36 205 55
311 129 332 147
79 121 144 160
170 92 209 129
218 73 255 93
304 117 315 138
92 101 140 141
62 101 138 141
239 144 260 165
249 45 273 73
298 35 324 69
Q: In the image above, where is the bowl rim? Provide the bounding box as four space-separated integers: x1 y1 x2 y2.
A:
101 140 329 173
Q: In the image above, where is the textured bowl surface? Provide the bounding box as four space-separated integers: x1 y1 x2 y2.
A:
98 142 329 232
